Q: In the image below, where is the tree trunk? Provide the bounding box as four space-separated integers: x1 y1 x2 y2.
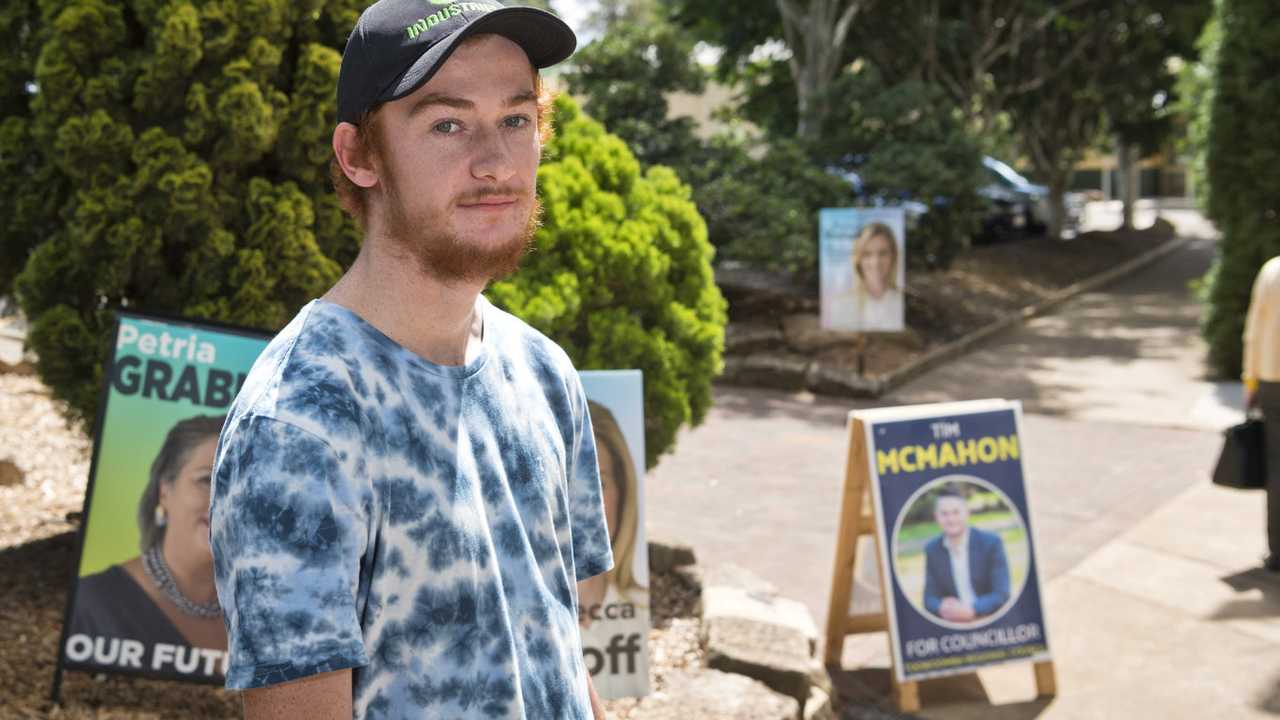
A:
1116 134 1138 230
1047 172 1070 241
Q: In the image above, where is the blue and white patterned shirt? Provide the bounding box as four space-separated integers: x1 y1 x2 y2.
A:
210 297 613 719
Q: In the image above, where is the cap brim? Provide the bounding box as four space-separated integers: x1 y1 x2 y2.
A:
385 7 576 107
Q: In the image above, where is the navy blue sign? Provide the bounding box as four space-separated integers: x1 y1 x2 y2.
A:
867 405 1050 681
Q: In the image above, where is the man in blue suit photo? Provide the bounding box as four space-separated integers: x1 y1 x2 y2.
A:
922 487 1011 624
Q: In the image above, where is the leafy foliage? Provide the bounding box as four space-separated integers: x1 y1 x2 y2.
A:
12 0 365 428
813 67 987 269
1201 0 1280 377
1175 10 1221 210
682 137 851 275
560 17 707 169
489 96 726 467
9 2 727 466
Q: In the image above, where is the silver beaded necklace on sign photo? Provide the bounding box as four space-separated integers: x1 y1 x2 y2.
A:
144 510 222 619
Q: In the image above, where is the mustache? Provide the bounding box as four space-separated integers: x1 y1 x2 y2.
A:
455 186 530 204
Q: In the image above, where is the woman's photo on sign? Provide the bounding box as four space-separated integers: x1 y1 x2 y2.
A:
65 414 229 681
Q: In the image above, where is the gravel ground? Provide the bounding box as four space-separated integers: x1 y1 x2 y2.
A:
0 371 706 718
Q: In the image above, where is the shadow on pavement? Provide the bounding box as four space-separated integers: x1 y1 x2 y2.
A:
831 666 1054 720
1213 568 1280 622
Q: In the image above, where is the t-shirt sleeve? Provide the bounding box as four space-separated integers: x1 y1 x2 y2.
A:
209 415 370 690
568 378 615 583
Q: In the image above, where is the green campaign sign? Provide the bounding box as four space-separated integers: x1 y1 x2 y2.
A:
57 312 269 686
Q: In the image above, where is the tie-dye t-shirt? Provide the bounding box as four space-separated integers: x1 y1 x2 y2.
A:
209 297 613 719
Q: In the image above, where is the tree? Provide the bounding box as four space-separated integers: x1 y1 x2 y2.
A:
14 0 365 427
684 136 853 274
564 8 851 276
1000 1 1207 240
1200 0 1280 378
0 0 51 296
851 0 1094 136
489 96 726 467
1102 3 1210 229
813 66 987 269
1175 10 1221 210
672 0 872 141
561 14 707 169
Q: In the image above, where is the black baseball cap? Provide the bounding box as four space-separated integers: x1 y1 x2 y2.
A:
336 0 577 125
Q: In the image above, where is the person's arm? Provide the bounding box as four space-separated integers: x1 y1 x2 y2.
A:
211 417 369 697
972 534 1011 617
1244 263 1270 407
242 669 353 720
585 668 606 720
922 543 944 616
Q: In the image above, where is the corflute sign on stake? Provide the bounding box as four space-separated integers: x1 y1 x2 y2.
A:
53 312 271 696
578 370 651 699
864 400 1052 683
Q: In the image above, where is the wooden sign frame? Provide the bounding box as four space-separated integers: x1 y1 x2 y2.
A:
823 411 1056 713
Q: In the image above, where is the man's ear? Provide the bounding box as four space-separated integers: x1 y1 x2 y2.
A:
333 122 380 189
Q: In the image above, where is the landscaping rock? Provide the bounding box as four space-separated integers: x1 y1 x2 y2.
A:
0 459 22 487
721 353 812 391
726 322 785 354
703 615 812 704
702 584 819 657
647 536 697 574
804 685 836 720
699 563 779 596
781 314 861 354
630 667 799 720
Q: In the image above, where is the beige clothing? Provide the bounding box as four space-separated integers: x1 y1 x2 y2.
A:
1244 256 1280 389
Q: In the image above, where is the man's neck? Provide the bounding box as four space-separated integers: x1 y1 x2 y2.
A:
323 238 487 367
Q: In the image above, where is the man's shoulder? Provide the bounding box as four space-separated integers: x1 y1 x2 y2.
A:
486 299 577 377
924 534 946 555
970 527 1003 548
1263 257 1280 286
228 302 366 439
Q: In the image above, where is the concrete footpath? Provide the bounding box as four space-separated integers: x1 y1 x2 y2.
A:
647 210 1280 717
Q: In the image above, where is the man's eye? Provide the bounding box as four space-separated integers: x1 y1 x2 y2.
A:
504 115 531 129
434 120 462 134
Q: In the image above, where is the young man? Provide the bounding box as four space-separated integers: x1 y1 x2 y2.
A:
922 488 1010 624
208 2 613 718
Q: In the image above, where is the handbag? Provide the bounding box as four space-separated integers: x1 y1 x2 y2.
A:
1212 417 1267 490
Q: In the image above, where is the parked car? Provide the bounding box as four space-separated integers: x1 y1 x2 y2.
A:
825 155 1083 244
977 156 1049 240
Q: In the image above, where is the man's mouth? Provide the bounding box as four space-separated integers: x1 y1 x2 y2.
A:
458 193 521 209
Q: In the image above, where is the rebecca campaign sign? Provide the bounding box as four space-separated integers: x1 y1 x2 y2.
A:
862 400 1051 682
57 312 651 697
57 312 269 685
578 370 651 699
819 207 907 333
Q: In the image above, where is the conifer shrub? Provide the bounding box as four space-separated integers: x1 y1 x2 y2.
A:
1200 0 1280 377
490 96 727 468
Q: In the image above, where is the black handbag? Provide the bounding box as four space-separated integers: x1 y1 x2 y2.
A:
1213 417 1267 490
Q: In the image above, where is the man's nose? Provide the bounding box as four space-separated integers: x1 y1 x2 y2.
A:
470 127 516 184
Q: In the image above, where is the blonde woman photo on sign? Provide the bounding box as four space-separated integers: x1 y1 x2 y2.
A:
849 222 904 331
578 400 646 628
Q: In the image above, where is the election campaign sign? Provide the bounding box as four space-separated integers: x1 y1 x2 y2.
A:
819 207 907 333
863 400 1051 683
55 312 270 688
578 370 651 699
